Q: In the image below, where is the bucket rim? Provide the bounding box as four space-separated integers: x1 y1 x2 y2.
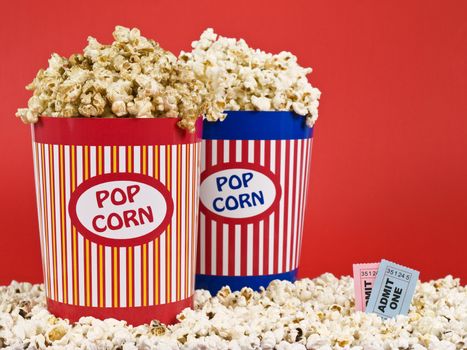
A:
31 116 203 146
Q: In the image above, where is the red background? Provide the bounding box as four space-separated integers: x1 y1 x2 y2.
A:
1 0 466 284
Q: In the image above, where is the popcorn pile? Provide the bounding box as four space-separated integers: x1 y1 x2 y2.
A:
16 26 322 130
16 26 224 131
179 29 321 127
1 274 465 350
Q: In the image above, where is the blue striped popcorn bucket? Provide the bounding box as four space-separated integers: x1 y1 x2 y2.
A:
196 111 314 293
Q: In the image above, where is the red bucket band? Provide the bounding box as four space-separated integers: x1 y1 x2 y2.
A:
46 297 192 325
31 117 202 325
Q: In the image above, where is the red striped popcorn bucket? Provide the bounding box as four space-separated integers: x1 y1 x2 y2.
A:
196 111 313 293
31 117 201 325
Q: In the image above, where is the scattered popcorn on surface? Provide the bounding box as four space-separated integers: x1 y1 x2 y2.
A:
180 28 322 127
16 26 223 131
0 274 465 349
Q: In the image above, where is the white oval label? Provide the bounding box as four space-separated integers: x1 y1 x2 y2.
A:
199 163 281 222
69 173 173 246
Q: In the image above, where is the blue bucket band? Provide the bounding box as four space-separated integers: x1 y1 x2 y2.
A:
195 269 298 295
203 111 313 140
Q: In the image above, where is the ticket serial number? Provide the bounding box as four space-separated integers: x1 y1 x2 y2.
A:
385 267 411 281
360 270 377 277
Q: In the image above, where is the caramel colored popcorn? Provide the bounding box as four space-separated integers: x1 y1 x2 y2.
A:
16 26 223 131
180 28 321 127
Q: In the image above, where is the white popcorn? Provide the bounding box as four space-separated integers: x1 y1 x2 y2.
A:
251 96 272 111
16 26 224 132
180 28 321 126
0 275 465 349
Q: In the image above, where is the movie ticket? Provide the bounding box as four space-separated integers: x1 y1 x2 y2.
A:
366 260 419 319
353 263 380 312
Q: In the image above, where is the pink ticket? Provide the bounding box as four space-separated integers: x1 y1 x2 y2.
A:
353 263 380 312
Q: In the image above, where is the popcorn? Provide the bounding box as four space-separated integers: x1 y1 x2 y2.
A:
0 275 465 349
16 26 224 132
180 28 322 127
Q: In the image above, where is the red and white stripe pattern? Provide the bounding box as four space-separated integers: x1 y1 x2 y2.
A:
32 142 200 308
197 138 313 277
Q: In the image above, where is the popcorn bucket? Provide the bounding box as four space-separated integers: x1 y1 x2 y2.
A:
196 111 313 293
31 117 201 325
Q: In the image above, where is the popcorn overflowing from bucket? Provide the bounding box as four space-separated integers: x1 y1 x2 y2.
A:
15 26 223 131
15 26 322 130
1 274 465 350
179 28 322 127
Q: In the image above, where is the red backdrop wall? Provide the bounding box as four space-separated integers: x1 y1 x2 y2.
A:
0 0 466 284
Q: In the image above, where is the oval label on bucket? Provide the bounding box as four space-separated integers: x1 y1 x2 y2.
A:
199 163 281 223
69 173 174 247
